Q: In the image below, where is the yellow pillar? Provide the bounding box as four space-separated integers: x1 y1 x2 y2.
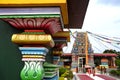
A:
85 32 88 65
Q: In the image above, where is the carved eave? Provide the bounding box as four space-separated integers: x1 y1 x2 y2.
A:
0 7 64 34
0 0 68 25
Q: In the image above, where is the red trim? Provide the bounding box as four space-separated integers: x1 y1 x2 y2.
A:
24 30 44 32
94 53 117 57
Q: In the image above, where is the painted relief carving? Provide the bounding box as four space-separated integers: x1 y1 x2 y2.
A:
3 18 62 34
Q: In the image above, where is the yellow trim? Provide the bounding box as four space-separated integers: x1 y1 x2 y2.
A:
52 31 70 42
12 34 55 47
23 55 45 58
0 0 68 25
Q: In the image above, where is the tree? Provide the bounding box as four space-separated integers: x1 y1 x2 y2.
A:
115 59 120 69
103 49 120 69
103 49 120 59
103 49 117 53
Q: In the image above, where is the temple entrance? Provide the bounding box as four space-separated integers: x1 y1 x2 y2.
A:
78 57 86 72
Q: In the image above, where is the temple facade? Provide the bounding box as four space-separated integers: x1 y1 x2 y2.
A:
72 32 94 72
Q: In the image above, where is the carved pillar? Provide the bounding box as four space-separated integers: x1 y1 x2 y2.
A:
19 47 48 80
112 57 116 67
11 30 54 80
0 8 68 80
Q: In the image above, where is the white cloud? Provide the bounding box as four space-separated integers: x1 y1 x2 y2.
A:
97 0 120 6
83 0 120 33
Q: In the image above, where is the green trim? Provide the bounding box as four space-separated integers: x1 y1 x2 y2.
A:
0 14 60 18
21 32 45 35
43 62 59 68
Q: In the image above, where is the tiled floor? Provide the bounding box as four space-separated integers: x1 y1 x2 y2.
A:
75 73 117 80
96 74 116 80
77 74 94 80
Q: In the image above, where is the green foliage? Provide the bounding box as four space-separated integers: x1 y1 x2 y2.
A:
59 66 73 80
109 70 120 76
115 59 120 69
69 70 74 79
59 77 64 80
109 70 116 75
61 70 69 77
59 66 67 76
116 70 120 76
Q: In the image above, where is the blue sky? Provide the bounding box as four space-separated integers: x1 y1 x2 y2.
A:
63 0 120 53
